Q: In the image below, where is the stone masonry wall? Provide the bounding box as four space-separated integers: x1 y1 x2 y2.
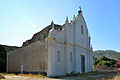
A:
7 39 48 73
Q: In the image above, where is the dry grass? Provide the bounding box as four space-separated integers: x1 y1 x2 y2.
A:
18 73 47 78
114 76 120 80
0 73 5 79
112 72 120 80
6 73 16 76
5 73 47 78
1 71 120 80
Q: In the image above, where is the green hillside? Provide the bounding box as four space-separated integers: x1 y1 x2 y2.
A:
93 50 120 60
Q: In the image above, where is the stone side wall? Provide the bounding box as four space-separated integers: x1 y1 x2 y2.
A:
7 39 48 73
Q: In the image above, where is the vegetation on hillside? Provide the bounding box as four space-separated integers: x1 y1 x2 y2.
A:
2 45 19 52
0 44 18 72
94 56 119 71
94 56 117 67
0 45 7 72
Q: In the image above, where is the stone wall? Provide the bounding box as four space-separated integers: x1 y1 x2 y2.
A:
7 39 48 73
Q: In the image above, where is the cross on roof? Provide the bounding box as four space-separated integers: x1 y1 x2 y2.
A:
79 6 81 10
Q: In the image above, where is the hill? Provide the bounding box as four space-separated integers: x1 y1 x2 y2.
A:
93 50 120 60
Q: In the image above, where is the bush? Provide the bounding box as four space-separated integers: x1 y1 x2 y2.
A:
78 72 80 75
114 61 120 69
94 56 117 68
70 71 75 76
66 73 69 76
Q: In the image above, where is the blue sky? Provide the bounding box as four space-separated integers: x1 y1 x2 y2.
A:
0 0 120 52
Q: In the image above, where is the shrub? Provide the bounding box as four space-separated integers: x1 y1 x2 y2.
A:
66 73 69 76
70 71 75 76
78 72 80 75
114 61 120 69
95 56 117 67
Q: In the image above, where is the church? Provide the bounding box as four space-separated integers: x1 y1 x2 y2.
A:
7 8 93 76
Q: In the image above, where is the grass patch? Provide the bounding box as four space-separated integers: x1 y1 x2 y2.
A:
6 73 16 76
5 73 47 78
18 74 47 78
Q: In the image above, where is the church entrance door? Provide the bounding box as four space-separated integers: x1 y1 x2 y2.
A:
81 55 85 73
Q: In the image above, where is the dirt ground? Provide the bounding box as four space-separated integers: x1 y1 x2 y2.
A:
0 71 120 80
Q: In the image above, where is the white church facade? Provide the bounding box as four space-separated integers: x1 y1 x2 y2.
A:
7 8 93 77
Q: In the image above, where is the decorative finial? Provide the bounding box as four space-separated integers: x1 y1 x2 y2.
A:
51 20 54 25
73 15 75 19
49 20 56 34
66 16 68 22
79 6 81 10
78 6 83 15
65 16 69 24
51 20 54 29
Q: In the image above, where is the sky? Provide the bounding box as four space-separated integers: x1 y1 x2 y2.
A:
0 0 120 52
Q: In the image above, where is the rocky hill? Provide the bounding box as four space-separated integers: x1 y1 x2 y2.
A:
93 50 120 60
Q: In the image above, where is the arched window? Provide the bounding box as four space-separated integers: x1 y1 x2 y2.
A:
70 52 72 62
57 51 60 62
81 25 83 35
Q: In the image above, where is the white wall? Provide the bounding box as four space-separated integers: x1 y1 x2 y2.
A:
66 45 74 73
47 12 93 76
